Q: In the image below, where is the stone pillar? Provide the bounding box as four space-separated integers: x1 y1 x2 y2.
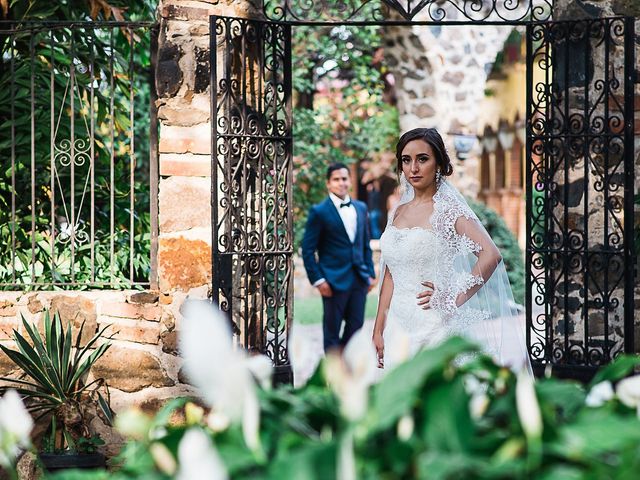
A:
156 0 261 293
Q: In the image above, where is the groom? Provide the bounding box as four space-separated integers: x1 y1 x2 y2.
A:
302 163 376 352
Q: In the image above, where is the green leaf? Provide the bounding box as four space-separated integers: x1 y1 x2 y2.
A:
536 379 585 424
417 451 487 480
590 355 640 387
371 337 479 432
421 376 474 453
267 441 338 480
551 410 640 460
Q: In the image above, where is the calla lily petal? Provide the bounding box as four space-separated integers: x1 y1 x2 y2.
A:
585 381 614 408
515 371 542 439
177 429 227 480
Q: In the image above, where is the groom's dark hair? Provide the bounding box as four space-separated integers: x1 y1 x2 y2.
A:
395 128 453 177
326 162 350 180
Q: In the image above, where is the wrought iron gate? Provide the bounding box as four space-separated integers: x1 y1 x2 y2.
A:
210 15 293 383
210 2 636 383
526 17 636 380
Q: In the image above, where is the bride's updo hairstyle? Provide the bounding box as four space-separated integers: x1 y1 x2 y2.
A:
395 127 454 177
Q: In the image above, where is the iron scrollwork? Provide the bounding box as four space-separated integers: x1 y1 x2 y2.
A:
263 0 553 23
211 16 293 382
526 17 634 378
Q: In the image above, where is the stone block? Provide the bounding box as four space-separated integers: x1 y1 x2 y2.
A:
128 291 160 305
161 330 179 355
161 310 176 331
49 296 98 347
26 295 44 314
92 346 174 393
159 123 211 154
101 302 162 321
157 40 183 98
160 293 174 305
158 233 212 291
102 319 161 345
157 93 210 127
159 176 211 232
0 316 18 340
0 301 16 317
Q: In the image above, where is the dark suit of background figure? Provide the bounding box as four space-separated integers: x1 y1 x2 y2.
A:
301 195 376 351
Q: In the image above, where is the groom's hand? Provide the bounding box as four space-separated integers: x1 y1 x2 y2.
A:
417 281 434 309
316 281 333 298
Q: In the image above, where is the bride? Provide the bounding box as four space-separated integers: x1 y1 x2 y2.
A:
372 128 531 373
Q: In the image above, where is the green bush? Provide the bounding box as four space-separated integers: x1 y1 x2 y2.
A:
467 197 526 305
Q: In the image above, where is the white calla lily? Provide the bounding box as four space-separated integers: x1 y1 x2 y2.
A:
288 325 319 387
115 408 152 440
515 371 542 439
179 301 269 450
150 442 177 475
0 390 33 468
397 415 415 441
470 393 490 420
585 381 614 408
343 328 378 386
245 355 274 390
177 428 227 480
325 329 377 421
616 375 640 416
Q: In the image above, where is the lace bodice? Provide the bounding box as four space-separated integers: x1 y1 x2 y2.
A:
379 225 449 355
379 226 442 298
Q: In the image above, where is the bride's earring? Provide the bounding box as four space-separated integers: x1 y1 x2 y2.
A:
435 169 442 186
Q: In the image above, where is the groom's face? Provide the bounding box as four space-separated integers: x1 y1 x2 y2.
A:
326 168 351 200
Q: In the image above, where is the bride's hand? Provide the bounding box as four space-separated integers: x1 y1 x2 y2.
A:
372 331 384 368
417 281 434 309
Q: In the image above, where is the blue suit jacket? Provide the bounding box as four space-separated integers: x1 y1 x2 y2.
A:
301 197 376 292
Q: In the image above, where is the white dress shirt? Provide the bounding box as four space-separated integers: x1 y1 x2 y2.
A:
313 193 358 287
329 193 357 243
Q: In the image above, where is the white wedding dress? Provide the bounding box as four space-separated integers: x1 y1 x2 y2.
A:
376 179 532 374
379 225 448 363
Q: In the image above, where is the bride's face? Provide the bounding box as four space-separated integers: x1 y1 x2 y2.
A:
400 140 438 190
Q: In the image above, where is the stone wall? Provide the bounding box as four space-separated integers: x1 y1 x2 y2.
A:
0 289 200 455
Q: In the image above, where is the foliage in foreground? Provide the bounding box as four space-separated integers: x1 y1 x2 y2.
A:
43 338 640 480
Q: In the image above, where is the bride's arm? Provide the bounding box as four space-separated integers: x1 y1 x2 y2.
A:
374 266 394 330
453 216 502 307
372 266 394 364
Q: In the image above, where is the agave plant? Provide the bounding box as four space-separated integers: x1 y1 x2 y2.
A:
0 311 114 453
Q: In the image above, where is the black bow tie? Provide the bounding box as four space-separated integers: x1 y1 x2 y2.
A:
339 200 352 208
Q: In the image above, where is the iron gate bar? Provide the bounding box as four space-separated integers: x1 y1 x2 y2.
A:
623 16 635 356
210 15 294 382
